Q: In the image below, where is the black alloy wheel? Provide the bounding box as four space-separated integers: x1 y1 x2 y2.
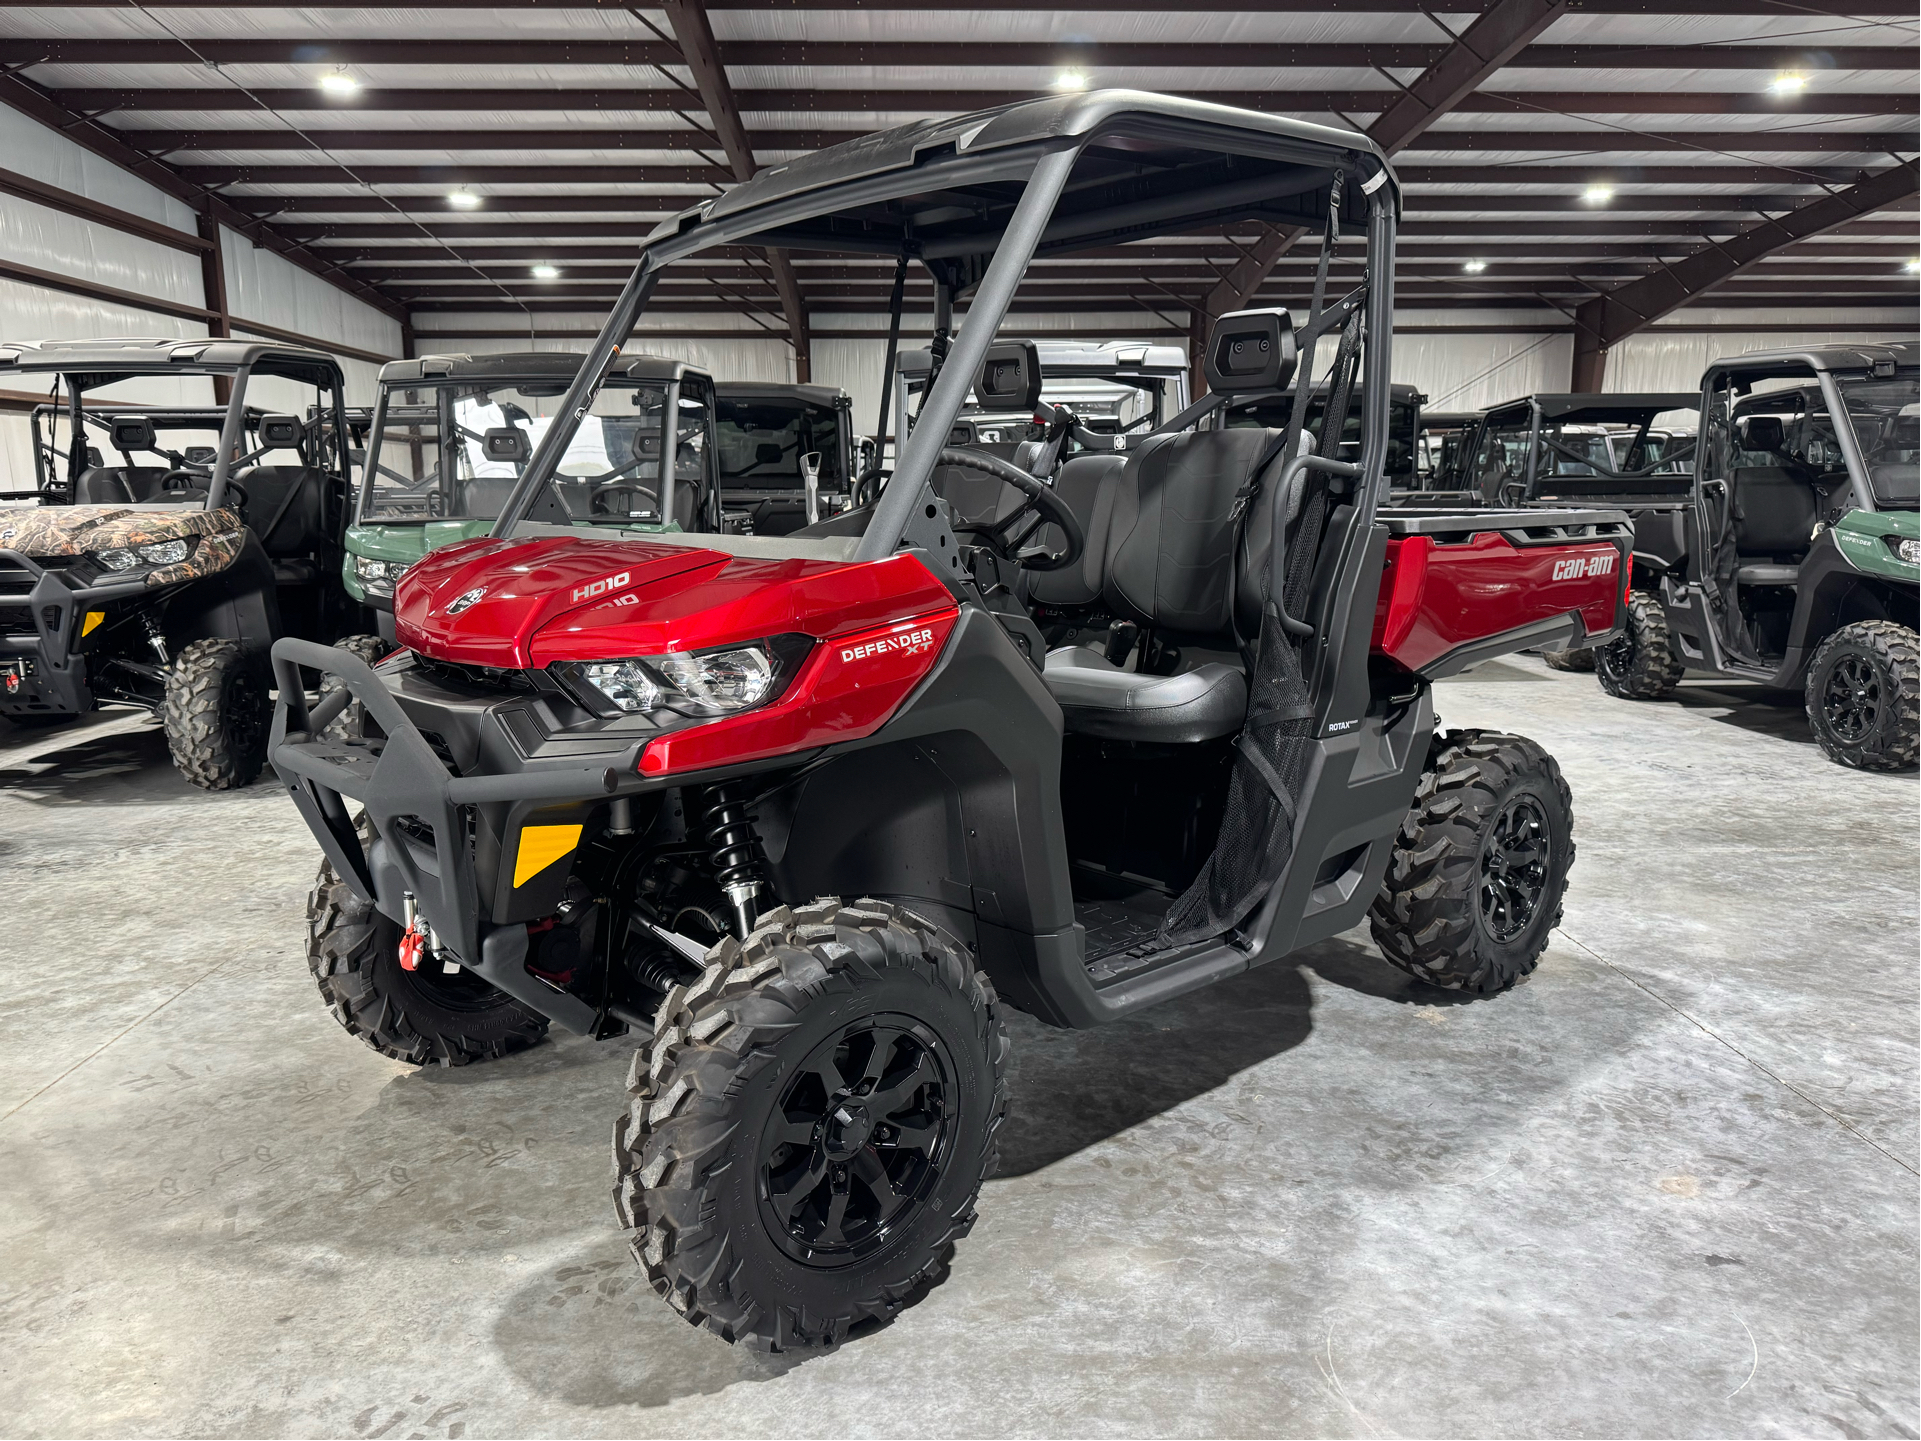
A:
1820 653 1881 744
1479 795 1549 944
760 1016 954 1265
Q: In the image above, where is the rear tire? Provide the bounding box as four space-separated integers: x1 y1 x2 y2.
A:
1804 620 1919 771
1595 591 1682 699
162 637 270 790
1369 729 1575 994
307 850 549 1067
1540 646 1595 672
614 898 1008 1352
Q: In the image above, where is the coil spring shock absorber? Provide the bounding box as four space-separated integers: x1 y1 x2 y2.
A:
703 782 763 938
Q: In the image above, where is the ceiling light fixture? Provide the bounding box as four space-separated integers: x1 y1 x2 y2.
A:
1582 183 1615 205
1052 71 1089 91
531 263 560 279
318 70 359 97
447 190 481 210
1769 73 1807 96
1463 259 1487 274
1906 258 1921 274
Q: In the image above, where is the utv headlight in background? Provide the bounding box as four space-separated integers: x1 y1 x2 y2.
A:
95 538 194 572
555 634 811 720
1892 536 1921 565
355 554 403 597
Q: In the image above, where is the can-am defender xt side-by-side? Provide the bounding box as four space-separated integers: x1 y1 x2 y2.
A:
270 92 1633 1351
1 339 374 787
1518 348 1919 768
342 351 723 644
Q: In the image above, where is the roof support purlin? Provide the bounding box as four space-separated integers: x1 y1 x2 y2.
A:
0 71 405 323
659 0 810 382
1570 159 1921 388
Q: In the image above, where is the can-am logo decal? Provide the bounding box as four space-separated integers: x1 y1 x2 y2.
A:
841 627 936 664
572 570 632 605
1551 553 1615 581
445 586 486 615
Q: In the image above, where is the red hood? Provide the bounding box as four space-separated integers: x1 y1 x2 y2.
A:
394 535 954 669
394 536 726 666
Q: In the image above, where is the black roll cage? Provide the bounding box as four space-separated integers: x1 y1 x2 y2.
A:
486 91 1402 558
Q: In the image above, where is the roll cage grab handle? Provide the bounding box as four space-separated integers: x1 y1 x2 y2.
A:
490 133 1398 557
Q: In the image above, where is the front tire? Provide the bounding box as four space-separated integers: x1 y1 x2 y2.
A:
307 853 549 1066
1805 620 1919 771
1369 729 1575 994
614 899 1008 1352
162 637 270 789
319 634 389 742
1595 591 1683 699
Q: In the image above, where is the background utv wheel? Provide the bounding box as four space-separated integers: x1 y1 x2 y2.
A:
1369 729 1575 994
308 849 548 1066
1540 646 1595 672
162 637 270 789
319 634 389 742
1595 591 1684 700
615 898 1008 1352
1805 620 1919 771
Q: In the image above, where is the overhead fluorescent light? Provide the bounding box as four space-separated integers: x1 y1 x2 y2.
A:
1582 184 1614 205
1769 73 1807 96
447 190 481 210
1052 71 1089 91
318 71 359 97
531 263 560 279
1463 259 1487 274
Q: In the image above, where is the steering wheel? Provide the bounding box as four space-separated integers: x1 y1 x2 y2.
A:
160 469 208 495
590 480 661 519
936 447 1084 573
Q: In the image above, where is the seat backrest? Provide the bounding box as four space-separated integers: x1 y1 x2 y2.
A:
1104 426 1282 635
456 476 517 519
74 466 169 504
1026 453 1127 608
929 460 1025 527
1730 466 1817 556
233 465 331 557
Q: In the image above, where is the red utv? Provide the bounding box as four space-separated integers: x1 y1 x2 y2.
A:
270 91 1631 1352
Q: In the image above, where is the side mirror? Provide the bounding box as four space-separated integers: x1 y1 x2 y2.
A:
1204 308 1297 394
259 414 304 449
483 426 531 463
974 340 1043 412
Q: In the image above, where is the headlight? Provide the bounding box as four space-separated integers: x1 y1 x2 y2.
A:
95 538 193 572
557 637 808 719
1894 537 1921 565
354 554 402 597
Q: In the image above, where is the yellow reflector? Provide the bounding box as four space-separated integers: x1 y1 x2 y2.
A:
81 611 105 636
513 823 582 887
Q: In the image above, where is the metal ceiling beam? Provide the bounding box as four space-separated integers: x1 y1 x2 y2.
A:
22 0 1914 11
658 0 811 381
8 39 1910 70
1570 158 1921 387
51 88 1920 116
123 127 1917 157
0 70 406 322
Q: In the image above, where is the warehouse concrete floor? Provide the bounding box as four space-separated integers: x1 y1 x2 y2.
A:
1 657 1915 1439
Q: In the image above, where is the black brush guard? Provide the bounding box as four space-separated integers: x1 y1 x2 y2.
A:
269 636 613 1032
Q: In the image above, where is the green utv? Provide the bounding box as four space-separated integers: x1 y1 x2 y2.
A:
343 351 722 642
0 338 373 788
1526 344 1918 769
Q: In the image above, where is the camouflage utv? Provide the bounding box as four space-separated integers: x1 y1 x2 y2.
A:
0 338 374 788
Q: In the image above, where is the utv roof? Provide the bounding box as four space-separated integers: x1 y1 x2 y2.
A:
1420 411 1484 427
715 381 849 406
637 89 1394 262
899 340 1188 380
1484 393 1699 424
0 336 343 389
1713 341 1919 374
377 351 709 385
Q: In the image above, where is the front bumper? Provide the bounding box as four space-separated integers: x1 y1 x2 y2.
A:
1 548 106 716
271 638 791 1033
